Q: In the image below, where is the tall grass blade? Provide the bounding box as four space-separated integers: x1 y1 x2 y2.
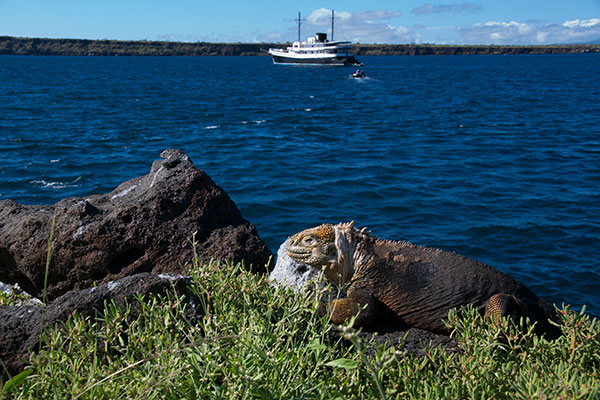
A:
2 370 32 394
39 207 57 353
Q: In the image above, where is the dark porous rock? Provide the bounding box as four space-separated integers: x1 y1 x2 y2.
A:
0 149 272 300
0 272 202 377
271 239 460 357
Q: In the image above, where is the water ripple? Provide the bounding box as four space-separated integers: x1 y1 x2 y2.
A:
0 54 599 315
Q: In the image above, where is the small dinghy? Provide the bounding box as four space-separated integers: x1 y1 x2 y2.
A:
352 69 365 78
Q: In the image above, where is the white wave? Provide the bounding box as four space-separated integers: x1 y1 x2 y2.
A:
31 179 80 189
203 125 219 130
31 180 69 189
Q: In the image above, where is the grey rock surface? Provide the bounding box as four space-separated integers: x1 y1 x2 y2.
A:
270 239 324 291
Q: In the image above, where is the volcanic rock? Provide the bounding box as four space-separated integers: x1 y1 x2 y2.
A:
0 273 201 378
0 149 272 301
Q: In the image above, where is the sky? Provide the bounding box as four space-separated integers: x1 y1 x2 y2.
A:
1 0 599 45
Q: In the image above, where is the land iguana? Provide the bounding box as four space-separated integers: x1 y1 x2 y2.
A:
286 222 561 339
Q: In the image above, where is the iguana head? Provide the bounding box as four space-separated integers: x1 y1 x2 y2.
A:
287 223 337 267
286 222 364 286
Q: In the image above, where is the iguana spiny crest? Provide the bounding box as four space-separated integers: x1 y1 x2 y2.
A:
287 221 376 287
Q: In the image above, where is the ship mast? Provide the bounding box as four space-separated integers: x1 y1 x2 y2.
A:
331 10 334 41
296 12 301 42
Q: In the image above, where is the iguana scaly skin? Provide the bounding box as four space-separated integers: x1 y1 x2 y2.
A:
286 222 561 338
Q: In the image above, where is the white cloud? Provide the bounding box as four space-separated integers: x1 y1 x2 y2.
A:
536 32 548 42
351 10 404 21
562 18 600 28
263 8 414 44
411 3 482 16
458 18 600 44
306 8 351 24
259 9 599 45
306 8 404 25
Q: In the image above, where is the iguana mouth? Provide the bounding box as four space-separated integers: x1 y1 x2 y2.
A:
286 248 311 262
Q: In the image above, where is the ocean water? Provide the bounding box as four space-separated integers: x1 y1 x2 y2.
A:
1 54 599 315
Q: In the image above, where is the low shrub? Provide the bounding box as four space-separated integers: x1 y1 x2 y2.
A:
2 258 598 399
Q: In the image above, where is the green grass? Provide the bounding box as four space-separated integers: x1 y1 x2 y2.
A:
1 257 599 399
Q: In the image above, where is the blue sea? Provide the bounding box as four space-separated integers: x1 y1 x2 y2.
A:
1 54 599 315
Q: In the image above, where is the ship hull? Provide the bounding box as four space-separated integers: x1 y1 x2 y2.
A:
271 54 345 65
270 53 360 66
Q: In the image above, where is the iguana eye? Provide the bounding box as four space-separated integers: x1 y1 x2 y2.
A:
302 236 314 245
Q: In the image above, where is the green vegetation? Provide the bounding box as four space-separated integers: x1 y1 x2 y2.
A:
0 36 272 56
353 43 600 56
1 257 599 399
0 286 34 306
1 36 599 56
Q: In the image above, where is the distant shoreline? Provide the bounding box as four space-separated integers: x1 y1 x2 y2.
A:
1 36 599 57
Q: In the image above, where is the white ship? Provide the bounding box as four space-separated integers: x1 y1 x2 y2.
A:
268 11 362 66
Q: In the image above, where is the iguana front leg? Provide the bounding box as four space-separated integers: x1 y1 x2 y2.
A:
484 293 534 324
321 289 378 328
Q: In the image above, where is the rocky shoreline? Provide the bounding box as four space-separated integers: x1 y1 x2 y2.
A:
1 36 599 57
0 149 272 302
0 149 274 376
0 150 467 377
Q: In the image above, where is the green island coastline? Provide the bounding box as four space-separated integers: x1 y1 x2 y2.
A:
1 36 599 56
